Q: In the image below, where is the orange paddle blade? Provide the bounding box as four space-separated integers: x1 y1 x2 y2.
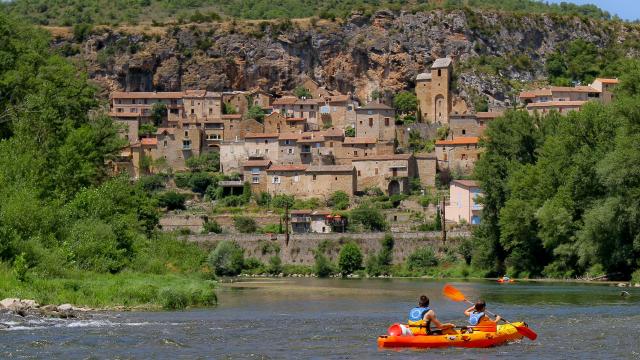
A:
443 284 466 302
515 325 538 341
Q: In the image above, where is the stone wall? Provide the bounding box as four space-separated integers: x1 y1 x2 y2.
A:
186 230 471 266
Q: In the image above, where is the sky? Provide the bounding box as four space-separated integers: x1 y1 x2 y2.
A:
545 0 640 21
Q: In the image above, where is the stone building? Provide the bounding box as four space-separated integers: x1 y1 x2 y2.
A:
519 78 618 115
222 91 249 116
181 90 222 121
219 140 249 174
352 154 415 195
448 112 503 139
290 210 333 233
242 159 272 194
243 133 280 160
263 112 306 134
415 153 437 188
415 57 452 124
317 94 358 128
445 180 483 225
355 103 396 142
435 137 481 174
265 165 355 199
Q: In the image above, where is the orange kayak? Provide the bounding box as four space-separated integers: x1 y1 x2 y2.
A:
377 322 526 349
497 278 514 283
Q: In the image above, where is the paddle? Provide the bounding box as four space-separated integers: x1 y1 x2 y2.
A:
442 284 538 341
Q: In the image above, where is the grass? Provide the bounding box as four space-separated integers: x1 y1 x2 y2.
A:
0 263 217 310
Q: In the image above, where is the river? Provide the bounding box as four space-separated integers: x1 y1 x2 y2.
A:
1 278 639 359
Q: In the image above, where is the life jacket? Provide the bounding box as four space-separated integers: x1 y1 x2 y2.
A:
468 311 496 332
407 307 431 335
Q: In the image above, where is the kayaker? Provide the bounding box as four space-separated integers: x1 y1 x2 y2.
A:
502 275 510 281
407 295 455 335
464 300 501 332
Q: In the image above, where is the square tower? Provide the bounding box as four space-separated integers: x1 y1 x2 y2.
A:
416 58 452 124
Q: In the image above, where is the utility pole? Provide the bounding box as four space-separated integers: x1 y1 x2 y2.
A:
441 196 447 244
284 203 290 247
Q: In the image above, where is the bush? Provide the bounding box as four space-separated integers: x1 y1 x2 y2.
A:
158 191 187 210
314 252 334 278
159 287 189 310
208 241 244 276
458 238 473 265
12 253 28 282
406 247 438 272
266 255 282 275
243 257 264 271
261 223 282 234
350 205 387 231
338 242 363 276
67 219 126 273
234 216 257 233
327 191 350 210
138 175 165 193
255 192 271 207
202 220 222 234
174 173 192 188
189 172 213 194
631 269 640 285
272 194 295 209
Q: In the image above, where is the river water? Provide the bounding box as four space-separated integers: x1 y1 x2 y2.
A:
1 278 639 359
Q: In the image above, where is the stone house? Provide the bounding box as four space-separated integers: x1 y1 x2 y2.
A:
435 137 481 174
448 112 503 138
263 112 306 134
266 164 309 198
415 57 453 124
445 180 483 225
355 103 396 142
414 153 437 188
243 133 280 160
519 78 618 115
290 210 333 233
277 132 301 165
590 78 618 103
248 89 274 109
219 140 249 174
181 90 222 122
352 154 415 195
266 165 355 199
222 91 249 116
317 94 358 128
242 159 272 194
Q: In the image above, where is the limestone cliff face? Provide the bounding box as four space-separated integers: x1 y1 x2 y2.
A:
57 9 640 109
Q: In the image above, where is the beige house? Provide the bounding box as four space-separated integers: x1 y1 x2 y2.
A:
445 180 483 225
352 154 415 195
415 58 452 123
290 210 333 233
355 103 396 142
243 133 280 160
220 140 249 174
242 159 272 194
435 137 481 174
448 112 503 139
222 91 249 117
317 94 358 128
519 78 618 115
263 112 306 134
266 165 355 199
181 90 223 122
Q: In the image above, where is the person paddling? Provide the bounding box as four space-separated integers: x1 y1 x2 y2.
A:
464 300 501 332
407 295 455 335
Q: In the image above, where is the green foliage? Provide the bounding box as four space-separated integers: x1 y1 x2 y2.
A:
189 172 213 194
158 191 187 210
366 233 394 276
272 194 295 209
174 173 192 188
151 103 167 126
408 130 435 153
233 216 257 233
223 102 237 115
255 192 271 207
186 152 220 172
344 126 356 137
266 255 282 274
327 191 350 210
247 105 266 122
138 175 166 193
350 205 387 231
202 220 222 234
338 242 363 276
393 91 418 114
632 269 640 285
67 219 126 273
293 86 312 99
139 123 158 137
73 23 93 42
208 240 244 276
12 253 29 282
261 223 283 234
406 247 438 272
314 252 334 277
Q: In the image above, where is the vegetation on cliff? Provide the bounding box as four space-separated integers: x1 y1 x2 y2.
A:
0 13 214 309
473 60 640 280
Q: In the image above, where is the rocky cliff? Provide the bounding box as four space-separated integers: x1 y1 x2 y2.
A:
53 9 640 109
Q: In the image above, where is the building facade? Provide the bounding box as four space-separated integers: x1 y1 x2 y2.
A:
445 180 483 225
415 58 452 124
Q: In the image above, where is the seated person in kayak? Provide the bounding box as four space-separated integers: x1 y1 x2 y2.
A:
464 300 501 332
407 295 455 335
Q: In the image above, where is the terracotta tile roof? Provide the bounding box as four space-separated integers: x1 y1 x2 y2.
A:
183 90 221 98
290 209 311 215
243 160 272 167
110 91 183 99
357 102 394 111
244 132 280 139
156 127 176 134
108 112 142 117
267 165 308 172
435 137 480 145
272 96 298 105
222 114 242 119
320 128 344 138
295 99 318 106
343 137 377 145
141 138 158 146
519 89 552 98
526 101 586 108
595 78 619 84
278 133 301 140
318 94 350 103
476 112 503 119
550 86 599 93
305 165 354 173
297 136 325 143
285 117 306 122
351 154 413 161
453 179 480 188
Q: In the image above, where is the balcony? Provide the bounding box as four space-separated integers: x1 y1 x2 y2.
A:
291 216 311 223
300 147 312 154
471 204 483 211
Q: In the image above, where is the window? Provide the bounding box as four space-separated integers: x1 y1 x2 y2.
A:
384 117 390 126
443 154 448 161
367 110 372 115
312 174 317 181
284 140 291 145
392 168 398 177
163 140 167 147
357 170 361 176
335 177 338 180
294 175 299 182
309 111 315 118
191 100 194 106
182 139 191 149
438 69 441 77
272 176 280 184
184 131 189 137
479 120 484 127
375 168 378 175
252 176 260 184
461 154 467 160
287 148 294 154
251 168 260 175
209 108 213 115
354 151 358 157
330 142 333 147
264 140 268 144
369 118 373 127
191 109 194 115
462 129 466 135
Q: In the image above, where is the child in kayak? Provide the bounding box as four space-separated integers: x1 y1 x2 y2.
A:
464 300 501 332
407 295 456 335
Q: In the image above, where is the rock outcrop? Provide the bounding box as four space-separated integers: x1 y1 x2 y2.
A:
0 298 93 320
53 9 640 109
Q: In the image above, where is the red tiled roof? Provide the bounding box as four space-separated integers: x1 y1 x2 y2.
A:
156 127 176 134
343 137 377 145
272 97 298 105
595 78 619 84
320 128 344 137
290 209 311 215
526 101 586 108
295 99 318 105
550 86 598 93
476 112 503 119
351 154 412 161
286 117 306 122
141 138 158 146
357 102 394 111
305 165 354 173
110 91 183 99
453 179 480 188
267 165 308 172
243 160 272 167
519 89 552 98
222 114 242 119
435 137 480 145
244 132 280 139
278 133 301 140
297 136 325 143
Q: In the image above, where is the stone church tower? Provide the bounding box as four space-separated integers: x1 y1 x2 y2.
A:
415 58 452 124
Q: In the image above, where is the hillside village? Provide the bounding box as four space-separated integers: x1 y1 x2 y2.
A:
108 58 619 234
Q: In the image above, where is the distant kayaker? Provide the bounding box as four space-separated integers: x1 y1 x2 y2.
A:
407 295 455 335
464 300 501 332
502 275 510 281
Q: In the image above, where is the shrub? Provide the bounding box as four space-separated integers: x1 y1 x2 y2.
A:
344 126 355 137
67 219 126 273
406 247 438 272
261 223 282 234
266 255 282 275
272 194 295 209
631 269 640 285
350 205 387 231
338 242 363 276
243 257 264 271
233 216 257 233
379 233 394 266
327 191 350 210
256 192 272 207
208 240 244 276
202 220 222 234
12 252 28 282
365 254 383 277
314 252 334 278
293 85 312 99
159 287 189 310
458 238 473 265
158 191 187 210
174 173 192 188
138 175 165 193
189 172 213 194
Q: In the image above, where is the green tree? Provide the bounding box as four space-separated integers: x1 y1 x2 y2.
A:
350 205 387 231
327 191 349 210
208 241 244 276
314 252 334 277
247 105 266 122
151 103 167 126
344 126 356 137
158 191 187 210
338 242 363 276
272 194 295 209
294 85 312 99
406 247 438 272
234 216 257 233
393 91 418 114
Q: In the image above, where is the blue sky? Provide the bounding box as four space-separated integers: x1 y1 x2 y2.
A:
545 0 640 21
